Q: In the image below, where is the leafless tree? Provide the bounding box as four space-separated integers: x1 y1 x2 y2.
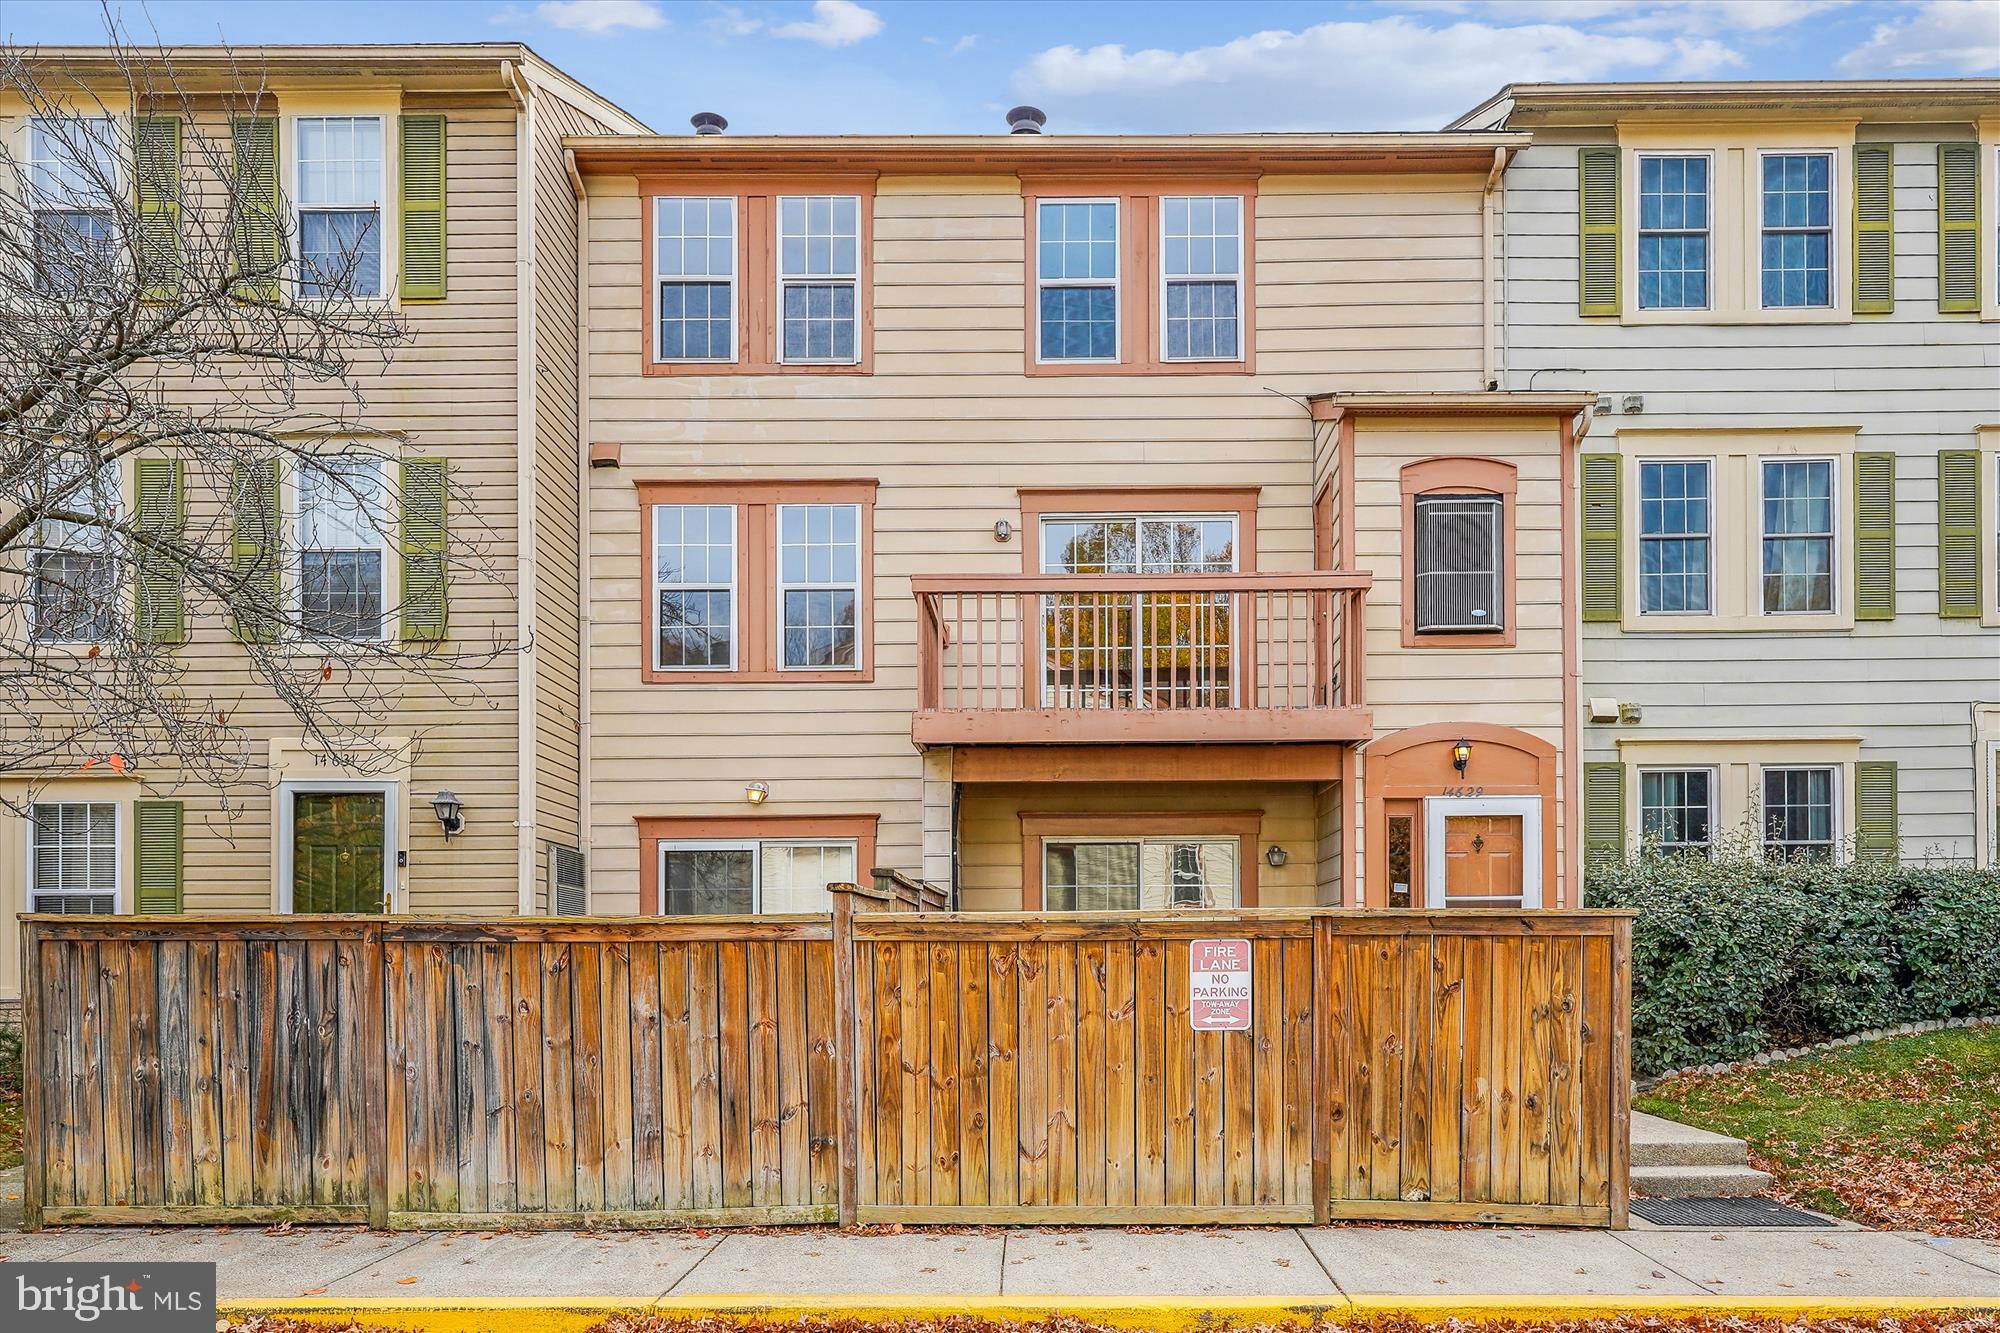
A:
0 30 509 803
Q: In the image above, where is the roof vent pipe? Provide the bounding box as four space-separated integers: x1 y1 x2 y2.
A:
1006 105 1047 135
690 111 728 136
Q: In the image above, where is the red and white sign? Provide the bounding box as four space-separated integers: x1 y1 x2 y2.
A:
1189 938 1252 1031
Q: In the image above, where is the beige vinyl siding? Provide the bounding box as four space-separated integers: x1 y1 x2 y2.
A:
582 170 1496 908
0 91 524 935
1504 127 2000 858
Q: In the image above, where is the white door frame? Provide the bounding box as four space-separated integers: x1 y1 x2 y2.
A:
277 778 400 913
1422 795 1543 909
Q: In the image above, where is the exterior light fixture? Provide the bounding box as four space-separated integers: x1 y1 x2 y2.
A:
430 790 465 841
745 781 770 805
1451 738 1472 776
993 519 1013 543
1265 844 1289 869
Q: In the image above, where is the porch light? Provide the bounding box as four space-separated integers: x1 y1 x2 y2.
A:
993 519 1013 543
745 781 770 805
1451 738 1472 776
430 790 465 841
1264 845 1289 869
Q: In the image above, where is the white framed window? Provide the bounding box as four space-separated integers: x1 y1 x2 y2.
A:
776 502 862 671
1041 836 1239 911
294 115 385 298
1759 151 1834 310
30 460 120 645
1761 765 1838 861
1039 512 1238 709
1638 459 1713 615
776 194 860 363
1636 152 1711 311
657 838 857 915
1160 194 1243 362
29 801 120 914
1035 198 1119 362
655 196 737 362
1412 493 1505 632
1760 457 1836 614
293 457 394 641
652 503 736 671
26 115 120 294
1639 768 1715 857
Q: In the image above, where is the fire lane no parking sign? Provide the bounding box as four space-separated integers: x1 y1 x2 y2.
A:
1189 938 1252 1030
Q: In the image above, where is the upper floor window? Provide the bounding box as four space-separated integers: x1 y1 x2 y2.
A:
1412 494 1504 633
31 802 119 913
295 116 385 298
1760 153 1832 309
1763 766 1836 861
1036 199 1119 362
26 116 120 294
31 461 119 645
1638 154 1710 310
295 457 393 640
641 480 875 682
1640 768 1713 857
1161 195 1243 361
655 196 736 362
1638 460 1712 614
778 195 860 363
1761 459 1835 614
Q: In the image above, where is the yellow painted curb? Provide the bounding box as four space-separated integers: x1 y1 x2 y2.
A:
222 1292 2000 1330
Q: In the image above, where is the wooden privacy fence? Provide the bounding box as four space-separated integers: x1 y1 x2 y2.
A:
20 894 1630 1230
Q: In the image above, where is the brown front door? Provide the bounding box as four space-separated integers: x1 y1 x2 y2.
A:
1441 814 1525 908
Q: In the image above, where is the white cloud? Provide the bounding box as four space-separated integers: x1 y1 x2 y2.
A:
1018 15 1686 131
772 0 884 47
1838 0 2000 73
1406 0 1842 34
532 0 666 35
705 3 764 37
1664 36 1746 75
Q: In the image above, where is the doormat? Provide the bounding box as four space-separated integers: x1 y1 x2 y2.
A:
1632 1196 1836 1227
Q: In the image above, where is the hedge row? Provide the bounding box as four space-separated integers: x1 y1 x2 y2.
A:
1583 853 2000 1074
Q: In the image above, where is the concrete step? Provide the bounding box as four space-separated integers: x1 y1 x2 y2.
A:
1632 1162 1775 1198
1630 1110 1751 1169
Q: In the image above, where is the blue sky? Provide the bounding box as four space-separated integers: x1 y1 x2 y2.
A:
6 0 1997 133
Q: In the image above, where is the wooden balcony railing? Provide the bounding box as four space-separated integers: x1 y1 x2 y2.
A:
911 571 1372 746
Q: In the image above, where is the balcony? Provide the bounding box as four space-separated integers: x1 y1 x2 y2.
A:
911 571 1372 746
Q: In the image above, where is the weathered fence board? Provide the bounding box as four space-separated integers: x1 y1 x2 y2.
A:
21 902 1628 1231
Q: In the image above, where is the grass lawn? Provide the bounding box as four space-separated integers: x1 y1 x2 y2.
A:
1637 1025 1999 1238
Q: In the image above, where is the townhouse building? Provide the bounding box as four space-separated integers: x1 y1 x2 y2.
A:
1455 81 2000 864
0 44 645 1009
570 126 1594 917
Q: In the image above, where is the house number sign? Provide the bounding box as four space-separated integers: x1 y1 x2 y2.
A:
1189 938 1252 1031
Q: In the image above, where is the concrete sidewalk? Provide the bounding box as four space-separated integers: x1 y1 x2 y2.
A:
4 1217 1999 1302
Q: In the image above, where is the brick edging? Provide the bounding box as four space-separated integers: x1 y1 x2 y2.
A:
1636 1014 2000 1091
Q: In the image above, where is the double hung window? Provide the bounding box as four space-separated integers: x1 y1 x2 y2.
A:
1161 195 1243 361
1763 767 1837 861
1761 459 1835 614
1760 152 1833 309
655 196 736 361
26 116 120 294
31 461 120 644
778 195 860 362
1640 769 1714 856
1638 461 1712 614
1036 200 1119 362
653 503 737 670
296 458 393 640
1637 155 1710 310
1042 837 1239 911
30 802 119 913
657 839 857 915
777 503 861 670
295 116 385 297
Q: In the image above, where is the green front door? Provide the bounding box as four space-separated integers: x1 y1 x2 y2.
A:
292 791 388 914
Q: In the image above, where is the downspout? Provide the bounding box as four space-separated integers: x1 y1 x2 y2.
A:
506 60 540 915
569 147 593 908
1482 146 1507 391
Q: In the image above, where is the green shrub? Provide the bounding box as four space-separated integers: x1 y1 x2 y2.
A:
1586 836 2000 1074
0 1021 19 1099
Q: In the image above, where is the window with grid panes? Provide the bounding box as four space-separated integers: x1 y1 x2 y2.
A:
1640 769 1714 856
1763 767 1836 861
1161 195 1242 360
1638 155 1710 310
655 196 736 361
295 117 384 297
1042 837 1238 910
652 504 736 670
31 461 119 644
1037 200 1118 361
1761 459 1835 613
26 117 120 295
777 503 861 670
30 802 118 913
1639 460 1712 614
1760 153 1833 308
296 458 392 640
777 195 860 362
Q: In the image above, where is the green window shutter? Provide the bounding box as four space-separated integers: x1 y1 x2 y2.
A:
230 458 282 643
1583 762 1625 865
400 457 448 641
133 457 186 644
1937 448 1982 617
133 116 182 301
1581 453 1621 622
1937 143 1980 313
398 114 447 301
1577 147 1621 317
1855 761 1899 862
133 800 185 913
1851 143 1894 314
231 116 282 302
1852 452 1896 622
